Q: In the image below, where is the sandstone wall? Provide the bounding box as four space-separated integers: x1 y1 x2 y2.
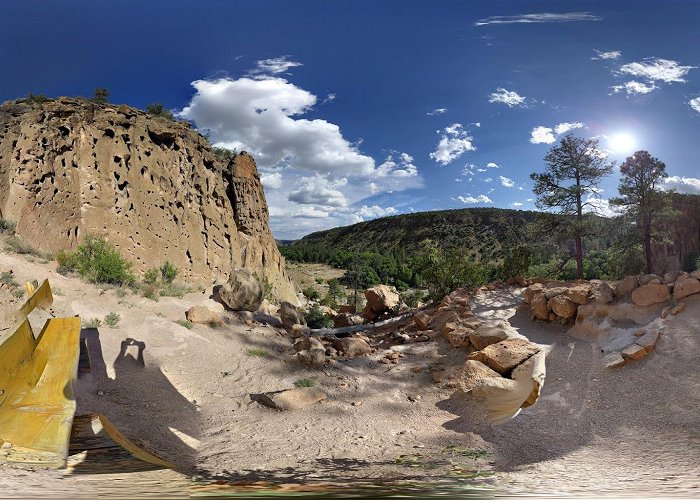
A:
0 97 297 302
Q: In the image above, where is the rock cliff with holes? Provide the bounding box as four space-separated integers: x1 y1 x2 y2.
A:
0 97 297 302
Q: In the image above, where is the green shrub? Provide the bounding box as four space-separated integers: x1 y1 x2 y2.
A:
305 304 333 329
401 289 424 308
104 312 120 328
141 283 160 301
175 319 193 329
84 318 102 328
496 246 532 281
303 287 320 301
159 281 190 298
92 87 110 104
416 240 487 302
12 289 25 299
314 277 324 284
212 147 236 162
5 236 46 258
25 93 51 105
143 267 160 284
246 348 268 357
0 219 16 234
294 378 316 388
69 234 134 285
160 261 178 283
145 103 175 120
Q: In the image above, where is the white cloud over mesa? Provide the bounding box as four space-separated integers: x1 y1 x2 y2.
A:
530 122 585 144
662 176 700 194
475 12 602 26
177 58 422 238
592 49 621 60
430 123 477 165
612 57 696 95
457 194 493 204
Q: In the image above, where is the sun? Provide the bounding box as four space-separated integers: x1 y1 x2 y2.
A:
609 132 636 154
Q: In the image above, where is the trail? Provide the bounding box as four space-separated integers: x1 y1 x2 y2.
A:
457 288 700 497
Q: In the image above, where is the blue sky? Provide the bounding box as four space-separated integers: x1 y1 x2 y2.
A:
2 1 699 239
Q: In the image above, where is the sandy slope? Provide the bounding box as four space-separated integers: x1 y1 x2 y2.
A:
0 249 698 497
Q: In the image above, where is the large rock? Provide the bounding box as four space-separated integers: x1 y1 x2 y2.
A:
468 338 541 375
364 285 400 314
615 275 639 297
280 301 304 329
663 270 684 284
622 343 648 361
0 98 297 302
445 328 470 348
332 337 371 358
256 387 327 410
216 268 263 312
590 281 613 304
548 294 578 319
429 310 460 333
458 360 502 392
530 292 550 321
468 324 508 350
544 287 568 299
673 277 700 300
639 274 661 286
185 305 222 324
631 283 670 307
333 312 364 328
524 283 544 304
413 312 431 331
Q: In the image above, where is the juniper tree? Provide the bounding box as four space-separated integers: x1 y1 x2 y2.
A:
530 135 614 279
610 150 672 274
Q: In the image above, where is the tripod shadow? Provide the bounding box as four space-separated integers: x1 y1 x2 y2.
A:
75 328 200 473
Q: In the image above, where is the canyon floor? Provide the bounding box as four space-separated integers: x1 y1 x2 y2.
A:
0 249 698 498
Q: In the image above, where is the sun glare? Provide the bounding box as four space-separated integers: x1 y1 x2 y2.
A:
609 132 636 154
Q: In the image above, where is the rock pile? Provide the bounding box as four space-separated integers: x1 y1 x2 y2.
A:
362 285 400 321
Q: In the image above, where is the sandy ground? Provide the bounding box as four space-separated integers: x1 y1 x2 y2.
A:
0 248 698 498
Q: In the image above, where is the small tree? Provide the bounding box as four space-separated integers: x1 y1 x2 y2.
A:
146 102 175 120
610 150 672 274
92 88 110 104
326 278 345 307
530 135 614 279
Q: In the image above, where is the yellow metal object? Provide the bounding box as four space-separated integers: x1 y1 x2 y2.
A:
0 280 81 467
1 279 172 471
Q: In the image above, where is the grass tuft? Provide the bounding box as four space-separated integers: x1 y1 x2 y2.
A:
246 348 268 357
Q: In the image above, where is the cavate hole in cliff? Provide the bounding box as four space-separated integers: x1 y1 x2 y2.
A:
103 128 115 138
113 155 121 164
147 129 176 149
58 125 70 137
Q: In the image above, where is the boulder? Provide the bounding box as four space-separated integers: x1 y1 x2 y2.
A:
256 387 327 410
281 301 306 330
445 328 470 348
639 273 661 286
294 336 324 352
413 312 431 331
185 305 223 324
603 352 626 369
671 303 686 315
361 304 378 322
256 299 279 316
530 292 550 321
664 270 684 284
337 304 356 314
565 285 590 305
615 275 639 297
364 285 400 314
673 277 700 300
332 337 371 358
429 310 460 333
296 349 326 366
635 329 660 353
523 283 544 304
544 287 568 299
548 295 578 319
458 360 502 392
216 268 263 312
333 312 364 328
631 283 670 307
590 281 613 304
468 324 508 350
691 270 700 280
468 338 540 375
622 343 648 361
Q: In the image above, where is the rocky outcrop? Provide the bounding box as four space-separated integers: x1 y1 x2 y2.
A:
362 285 400 321
0 97 297 302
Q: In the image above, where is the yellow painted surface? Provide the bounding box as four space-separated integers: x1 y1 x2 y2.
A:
0 280 81 468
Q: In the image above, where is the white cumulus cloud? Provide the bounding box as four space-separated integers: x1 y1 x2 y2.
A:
662 176 700 194
612 80 657 95
530 126 556 144
619 58 695 84
500 176 515 187
457 194 493 204
489 88 526 107
486 162 500 169
475 12 602 26
260 171 283 189
427 108 447 115
511 202 523 208
430 123 476 165
248 56 302 75
690 97 700 113
554 122 585 134
288 175 348 207
592 49 621 60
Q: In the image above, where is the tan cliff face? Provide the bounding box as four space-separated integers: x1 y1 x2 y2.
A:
0 97 297 303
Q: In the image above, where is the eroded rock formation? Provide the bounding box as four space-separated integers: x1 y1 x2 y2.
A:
0 97 297 302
